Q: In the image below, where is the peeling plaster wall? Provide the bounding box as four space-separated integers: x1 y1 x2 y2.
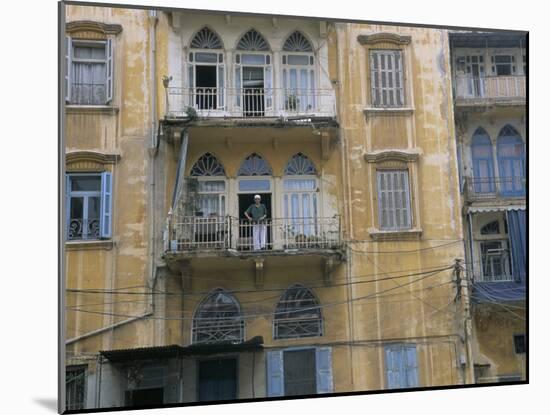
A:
335 23 466 388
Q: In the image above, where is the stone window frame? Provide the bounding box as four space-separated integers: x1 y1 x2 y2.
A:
65 20 122 112
364 150 422 241
357 32 414 116
65 151 120 250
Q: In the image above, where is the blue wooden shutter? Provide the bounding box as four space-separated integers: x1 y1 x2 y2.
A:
100 172 113 238
385 345 404 389
404 345 419 387
106 38 114 103
316 347 333 393
266 350 284 397
65 36 72 102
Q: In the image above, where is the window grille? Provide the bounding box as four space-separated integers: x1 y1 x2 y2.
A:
274 285 322 339
192 290 244 344
284 153 317 175
237 153 273 176
190 153 226 176
377 170 411 230
190 27 223 49
283 31 313 52
66 366 86 411
370 50 404 107
237 29 269 51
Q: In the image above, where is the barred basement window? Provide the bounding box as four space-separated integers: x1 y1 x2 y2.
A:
192 289 244 344
190 153 226 176
237 153 273 176
370 50 404 107
274 285 322 339
377 170 411 230
66 366 86 410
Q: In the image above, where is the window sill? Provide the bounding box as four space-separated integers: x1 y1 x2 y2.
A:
65 240 114 251
368 228 422 241
66 105 119 115
363 107 414 121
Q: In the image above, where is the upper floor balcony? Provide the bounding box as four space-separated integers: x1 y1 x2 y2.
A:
454 75 526 106
164 87 336 120
164 215 342 258
464 176 526 204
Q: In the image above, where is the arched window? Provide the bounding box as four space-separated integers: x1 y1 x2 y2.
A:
237 153 272 176
235 30 272 116
274 284 322 339
480 220 500 235
283 154 318 234
192 289 244 344
471 128 495 193
188 27 224 110
190 153 226 217
497 125 525 196
282 31 315 113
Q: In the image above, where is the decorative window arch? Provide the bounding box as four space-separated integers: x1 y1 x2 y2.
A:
192 289 244 344
190 27 223 49
273 284 322 339
190 153 226 176
284 153 317 175
237 29 269 51
281 31 316 113
283 31 313 52
237 153 272 176
471 127 495 193
497 125 525 196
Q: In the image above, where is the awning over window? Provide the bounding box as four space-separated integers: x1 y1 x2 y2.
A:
467 205 526 213
100 336 264 362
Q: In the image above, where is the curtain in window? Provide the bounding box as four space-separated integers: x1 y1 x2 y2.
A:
507 209 526 282
72 46 106 104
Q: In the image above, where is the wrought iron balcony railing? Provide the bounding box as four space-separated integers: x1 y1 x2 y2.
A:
464 176 526 202
164 87 336 118
454 75 526 101
165 215 342 253
67 218 101 241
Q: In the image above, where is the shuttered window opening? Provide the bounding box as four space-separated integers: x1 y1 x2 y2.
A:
370 50 404 107
266 347 333 397
377 170 411 231
66 37 114 105
384 344 419 389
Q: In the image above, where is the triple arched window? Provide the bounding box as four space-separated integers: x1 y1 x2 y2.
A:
470 125 525 196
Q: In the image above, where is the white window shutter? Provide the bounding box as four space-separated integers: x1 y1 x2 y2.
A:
65 36 72 103
377 171 389 229
315 347 333 393
266 350 284 397
100 172 113 238
106 38 114 104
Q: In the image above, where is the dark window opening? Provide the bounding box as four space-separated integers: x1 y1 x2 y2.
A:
283 349 316 396
238 193 272 250
198 358 237 401
195 66 217 109
242 67 264 116
514 334 526 354
125 388 164 407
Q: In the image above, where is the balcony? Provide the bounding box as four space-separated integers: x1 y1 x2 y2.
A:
164 87 336 119
454 75 526 105
464 176 526 203
164 215 342 257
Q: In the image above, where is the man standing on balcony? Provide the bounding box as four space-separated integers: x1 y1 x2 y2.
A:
245 195 268 250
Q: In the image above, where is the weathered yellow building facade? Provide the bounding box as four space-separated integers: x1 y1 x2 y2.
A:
62 3 526 412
